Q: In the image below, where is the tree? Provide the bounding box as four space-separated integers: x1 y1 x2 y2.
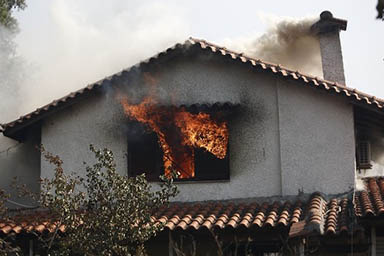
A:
0 0 26 123
0 0 26 30
33 145 178 255
0 189 20 255
0 2 26 254
377 0 384 20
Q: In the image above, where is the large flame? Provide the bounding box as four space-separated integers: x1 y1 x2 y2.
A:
120 97 228 178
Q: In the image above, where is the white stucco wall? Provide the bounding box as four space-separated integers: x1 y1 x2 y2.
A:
277 80 355 195
41 92 128 180
40 55 356 201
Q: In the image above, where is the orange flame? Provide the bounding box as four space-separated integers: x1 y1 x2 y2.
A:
120 97 228 178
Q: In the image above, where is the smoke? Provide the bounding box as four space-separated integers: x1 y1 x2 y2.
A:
355 161 384 191
1 6 323 124
0 0 189 123
222 14 322 77
0 25 26 123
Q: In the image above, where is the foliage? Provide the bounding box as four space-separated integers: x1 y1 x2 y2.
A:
0 0 26 31
0 1 26 252
377 0 384 20
0 0 26 123
170 230 301 256
0 189 20 256
36 145 178 256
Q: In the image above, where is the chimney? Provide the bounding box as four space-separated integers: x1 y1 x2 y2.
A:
311 11 347 85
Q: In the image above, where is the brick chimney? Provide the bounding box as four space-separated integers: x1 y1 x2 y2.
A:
311 11 347 85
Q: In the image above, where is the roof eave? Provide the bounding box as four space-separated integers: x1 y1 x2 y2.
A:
3 37 384 136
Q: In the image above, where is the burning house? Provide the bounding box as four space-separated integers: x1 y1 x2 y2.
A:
1 11 384 255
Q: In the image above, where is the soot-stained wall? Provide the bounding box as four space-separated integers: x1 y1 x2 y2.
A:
40 54 355 201
150 56 282 200
0 125 41 208
356 130 384 178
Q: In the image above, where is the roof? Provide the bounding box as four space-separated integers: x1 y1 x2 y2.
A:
2 38 384 140
0 211 64 234
354 177 384 218
0 192 354 237
8 176 384 237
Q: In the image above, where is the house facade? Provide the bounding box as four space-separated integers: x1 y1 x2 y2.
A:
1 11 384 255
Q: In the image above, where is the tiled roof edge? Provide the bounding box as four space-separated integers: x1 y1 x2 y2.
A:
355 177 384 218
1 191 356 236
2 37 384 136
189 37 384 109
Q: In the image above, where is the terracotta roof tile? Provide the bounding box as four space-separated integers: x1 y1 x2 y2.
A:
14 177 384 237
325 199 339 235
0 211 64 234
278 201 291 226
252 202 269 228
3 38 384 139
1 193 356 237
289 193 357 238
355 177 384 217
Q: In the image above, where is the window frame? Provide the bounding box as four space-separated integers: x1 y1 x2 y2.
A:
126 120 230 182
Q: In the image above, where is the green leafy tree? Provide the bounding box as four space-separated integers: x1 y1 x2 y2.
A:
0 0 26 31
35 145 178 256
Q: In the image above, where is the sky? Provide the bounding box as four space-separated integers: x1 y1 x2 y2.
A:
9 0 384 120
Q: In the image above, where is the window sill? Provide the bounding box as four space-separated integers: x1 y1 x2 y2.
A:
150 179 230 184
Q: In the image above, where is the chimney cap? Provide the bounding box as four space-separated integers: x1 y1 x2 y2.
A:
320 10 333 19
311 10 347 34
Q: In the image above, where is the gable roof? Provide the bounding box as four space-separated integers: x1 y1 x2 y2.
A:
2 37 384 140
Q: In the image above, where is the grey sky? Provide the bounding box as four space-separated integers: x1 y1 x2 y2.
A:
12 0 383 116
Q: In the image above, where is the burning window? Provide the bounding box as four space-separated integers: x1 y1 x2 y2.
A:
121 97 232 181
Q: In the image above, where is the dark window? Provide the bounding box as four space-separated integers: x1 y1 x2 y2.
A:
194 147 229 181
127 120 230 181
127 121 163 181
356 140 372 169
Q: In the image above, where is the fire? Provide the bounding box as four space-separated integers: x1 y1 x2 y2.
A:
120 97 229 179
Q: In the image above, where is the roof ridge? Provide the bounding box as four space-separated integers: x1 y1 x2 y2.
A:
189 37 384 103
3 37 384 138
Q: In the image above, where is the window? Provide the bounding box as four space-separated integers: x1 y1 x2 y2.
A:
357 140 372 169
127 120 230 182
127 121 163 181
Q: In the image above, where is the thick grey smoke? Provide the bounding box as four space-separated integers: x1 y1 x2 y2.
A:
1 7 323 125
1 0 189 123
0 26 26 123
223 15 322 77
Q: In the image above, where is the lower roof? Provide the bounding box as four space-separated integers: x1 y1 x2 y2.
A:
1 177 382 237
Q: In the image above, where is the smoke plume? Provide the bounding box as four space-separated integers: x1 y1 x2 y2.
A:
223 15 322 77
0 26 26 123
1 7 323 125
0 0 189 123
